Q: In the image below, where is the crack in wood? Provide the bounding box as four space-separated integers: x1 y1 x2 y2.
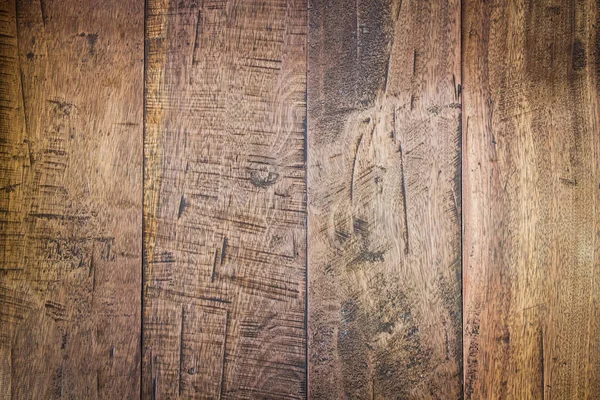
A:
211 248 219 282
398 143 409 254
220 236 227 265
192 9 202 65
179 305 185 396
219 310 229 400
540 328 545 399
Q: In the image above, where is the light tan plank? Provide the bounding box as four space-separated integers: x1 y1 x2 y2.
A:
307 0 463 398
142 0 307 397
0 0 144 398
463 0 600 397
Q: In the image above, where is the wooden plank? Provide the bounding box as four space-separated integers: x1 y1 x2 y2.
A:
463 0 600 398
0 0 143 398
142 0 307 398
307 0 462 398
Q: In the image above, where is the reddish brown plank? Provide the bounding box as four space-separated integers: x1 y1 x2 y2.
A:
0 0 144 398
142 0 307 398
307 0 463 398
463 0 600 397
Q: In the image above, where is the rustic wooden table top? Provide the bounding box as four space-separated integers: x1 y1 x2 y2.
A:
0 0 598 398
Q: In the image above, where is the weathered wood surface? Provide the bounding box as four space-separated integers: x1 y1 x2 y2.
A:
3 0 600 398
0 0 144 398
307 0 463 398
463 0 600 398
142 0 307 398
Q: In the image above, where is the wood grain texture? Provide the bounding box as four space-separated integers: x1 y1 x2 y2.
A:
307 0 462 398
463 0 600 398
0 0 143 398
142 0 307 398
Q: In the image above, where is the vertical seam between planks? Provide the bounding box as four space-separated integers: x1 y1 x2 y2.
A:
304 1 310 397
459 0 466 396
141 0 148 397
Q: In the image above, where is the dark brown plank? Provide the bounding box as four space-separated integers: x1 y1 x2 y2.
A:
0 0 144 398
307 0 463 398
142 0 307 398
463 0 600 397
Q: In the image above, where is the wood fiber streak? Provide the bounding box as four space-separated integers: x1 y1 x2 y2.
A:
0 0 144 398
142 0 307 398
307 0 462 398
463 0 600 398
